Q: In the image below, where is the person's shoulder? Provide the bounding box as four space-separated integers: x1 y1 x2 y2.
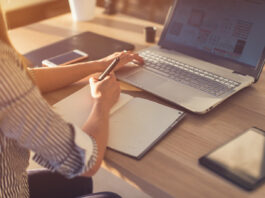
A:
0 41 21 69
0 40 18 59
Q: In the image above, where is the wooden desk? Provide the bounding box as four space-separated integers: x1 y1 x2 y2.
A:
9 7 265 198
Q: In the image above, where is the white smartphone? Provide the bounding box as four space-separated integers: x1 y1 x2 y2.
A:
42 49 89 67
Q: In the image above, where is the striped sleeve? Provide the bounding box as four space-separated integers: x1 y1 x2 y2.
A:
0 42 98 178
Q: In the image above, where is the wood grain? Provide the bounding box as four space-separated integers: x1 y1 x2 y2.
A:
8 7 265 198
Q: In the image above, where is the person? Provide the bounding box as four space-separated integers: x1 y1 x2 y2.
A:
0 3 144 198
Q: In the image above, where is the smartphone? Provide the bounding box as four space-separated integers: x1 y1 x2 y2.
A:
42 49 88 67
199 127 265 191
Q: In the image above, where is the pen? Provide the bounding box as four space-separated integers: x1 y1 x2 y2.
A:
98 57 120 81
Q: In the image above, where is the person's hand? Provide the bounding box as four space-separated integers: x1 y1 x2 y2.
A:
98 50 144 71
89 72 120 113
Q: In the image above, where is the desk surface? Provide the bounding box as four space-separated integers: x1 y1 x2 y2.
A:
9 7 265 198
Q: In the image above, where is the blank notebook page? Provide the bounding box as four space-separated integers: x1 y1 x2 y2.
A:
54 85 184 158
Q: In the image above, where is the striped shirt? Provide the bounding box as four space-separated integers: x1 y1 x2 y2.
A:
0 41 98 198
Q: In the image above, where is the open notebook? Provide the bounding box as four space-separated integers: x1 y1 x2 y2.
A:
53 85 185 159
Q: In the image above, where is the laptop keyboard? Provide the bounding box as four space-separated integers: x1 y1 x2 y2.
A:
140 50 241 97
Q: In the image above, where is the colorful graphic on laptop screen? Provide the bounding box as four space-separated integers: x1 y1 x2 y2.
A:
164 0 265 67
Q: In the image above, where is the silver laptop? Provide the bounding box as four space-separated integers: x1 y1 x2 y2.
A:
117 0 265 114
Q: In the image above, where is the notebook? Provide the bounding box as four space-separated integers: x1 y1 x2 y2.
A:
53 85 185 159
24 31 135 67
116 0 265 114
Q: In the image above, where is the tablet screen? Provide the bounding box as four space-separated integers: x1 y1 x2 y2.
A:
206 128 265 186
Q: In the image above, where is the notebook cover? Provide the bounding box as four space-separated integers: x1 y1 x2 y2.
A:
24 31 135 67
53 86 185 159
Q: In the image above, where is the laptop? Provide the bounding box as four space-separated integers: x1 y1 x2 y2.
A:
116 0 265 114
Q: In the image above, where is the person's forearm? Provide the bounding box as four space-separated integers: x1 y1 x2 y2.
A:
28 61 104 93
81 102 110 176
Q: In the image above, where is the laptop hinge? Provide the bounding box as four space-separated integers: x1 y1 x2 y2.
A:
232 71 246 76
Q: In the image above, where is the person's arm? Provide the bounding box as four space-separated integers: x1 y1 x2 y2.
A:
81 73 120 176
28 51 144 93
0 41 117 178
80 102 109 176
28 60 103 93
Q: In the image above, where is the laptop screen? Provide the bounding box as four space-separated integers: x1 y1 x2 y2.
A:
159 0 265 69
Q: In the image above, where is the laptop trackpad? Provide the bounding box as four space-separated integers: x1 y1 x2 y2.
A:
126 70 167 88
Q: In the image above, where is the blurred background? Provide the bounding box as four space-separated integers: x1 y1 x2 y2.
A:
1 0 173 29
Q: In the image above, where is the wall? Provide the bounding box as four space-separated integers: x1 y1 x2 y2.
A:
3 0 174 29
2 0 70 29
97 0 174 24
1 0 52 11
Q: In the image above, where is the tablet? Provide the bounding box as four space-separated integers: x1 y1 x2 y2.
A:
199 127 265 191
24 31 134 67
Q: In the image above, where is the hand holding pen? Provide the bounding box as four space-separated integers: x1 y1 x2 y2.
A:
89 57 121 111
89 51 143 112
98 57 120 81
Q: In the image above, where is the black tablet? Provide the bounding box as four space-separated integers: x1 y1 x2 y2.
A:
199 127 265 191
24 31 135 67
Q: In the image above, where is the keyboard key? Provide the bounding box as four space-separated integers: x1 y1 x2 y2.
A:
140 51 241 96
